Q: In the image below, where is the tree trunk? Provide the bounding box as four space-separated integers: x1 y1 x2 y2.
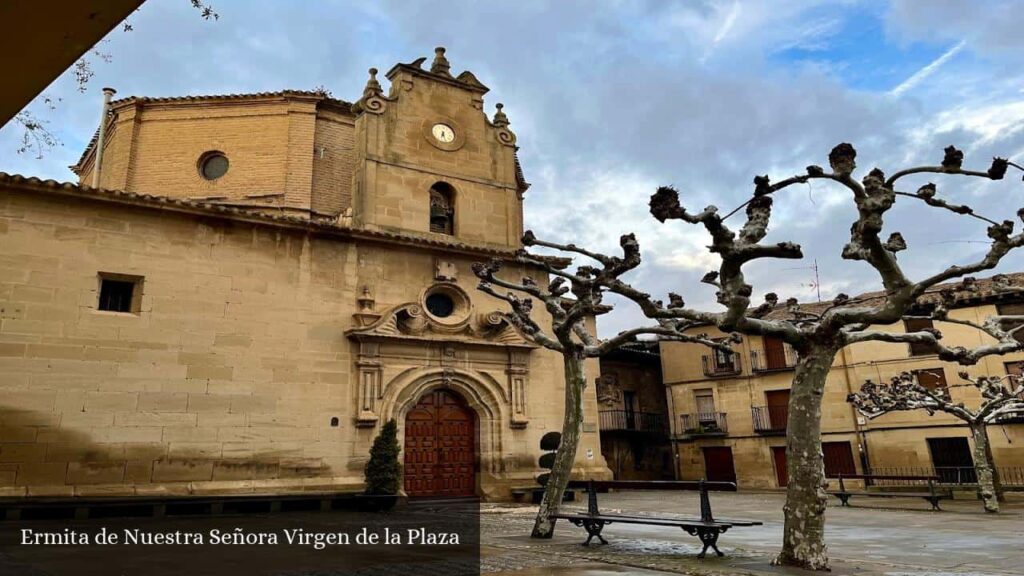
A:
969 422 1000 513
979 424 1004 502
531 351 586 538
773 345 836 571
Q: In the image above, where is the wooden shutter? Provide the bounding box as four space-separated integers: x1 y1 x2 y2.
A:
912 368 947 391
903 317 935 356
997 302 1024 343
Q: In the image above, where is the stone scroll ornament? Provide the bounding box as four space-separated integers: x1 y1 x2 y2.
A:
352 68 392 115
491 103 516 147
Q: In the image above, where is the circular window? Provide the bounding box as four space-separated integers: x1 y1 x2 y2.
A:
199 152 229 180
421 283 471 326
425 292 455 318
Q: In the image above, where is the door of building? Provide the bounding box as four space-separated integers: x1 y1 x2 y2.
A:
822 441 857 477
927 437 976 484
771 446 788 487
404 389 476 497
623 390 637 430
765 389 790 430
702 447 737 483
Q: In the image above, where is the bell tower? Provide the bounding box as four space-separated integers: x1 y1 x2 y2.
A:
349 48 527 247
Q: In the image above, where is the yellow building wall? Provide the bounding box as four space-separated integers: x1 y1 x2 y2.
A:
662 314 1024 488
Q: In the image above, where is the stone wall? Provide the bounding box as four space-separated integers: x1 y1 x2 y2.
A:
0 183 610 499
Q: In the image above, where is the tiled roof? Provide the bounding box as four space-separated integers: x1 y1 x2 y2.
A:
513 150 530 194
71 90 353 173
107 90 352 109
0 173 518 258
761 271 1024 321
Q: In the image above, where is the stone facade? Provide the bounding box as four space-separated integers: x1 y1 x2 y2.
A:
662 281 1024 489
0 49 611 500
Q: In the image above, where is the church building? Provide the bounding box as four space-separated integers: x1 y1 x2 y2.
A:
0 49 611 501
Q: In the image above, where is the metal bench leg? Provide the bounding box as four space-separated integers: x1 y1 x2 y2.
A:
838 494 851 507
694 527 723 558
927 497 941 511
581 520 608 546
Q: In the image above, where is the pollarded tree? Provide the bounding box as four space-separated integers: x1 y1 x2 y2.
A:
849 369 1024 513
608 144 1024 570
472 232 728 538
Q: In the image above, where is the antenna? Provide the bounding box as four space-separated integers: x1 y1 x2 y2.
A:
781 259 823 302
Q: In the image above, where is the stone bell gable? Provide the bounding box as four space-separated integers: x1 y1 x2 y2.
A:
71 47 529 251
350 47 526 247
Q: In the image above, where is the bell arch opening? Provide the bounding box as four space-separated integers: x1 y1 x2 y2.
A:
429 181 455 235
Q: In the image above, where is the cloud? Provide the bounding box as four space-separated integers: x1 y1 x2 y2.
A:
3 0 1024 338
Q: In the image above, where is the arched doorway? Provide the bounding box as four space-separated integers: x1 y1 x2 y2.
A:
404 389 477 497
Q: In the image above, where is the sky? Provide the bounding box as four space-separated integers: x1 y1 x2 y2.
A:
3 0 1024 335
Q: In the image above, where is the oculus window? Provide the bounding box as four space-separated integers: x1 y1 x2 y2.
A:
199 151 229 180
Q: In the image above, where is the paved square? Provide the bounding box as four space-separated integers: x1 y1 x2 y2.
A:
480 491 1024 575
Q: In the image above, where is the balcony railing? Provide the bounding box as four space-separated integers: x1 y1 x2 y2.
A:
993 392 1024 424
680 412 728 436
598 410 666 434
864 466 1024 487
751 405 788 434
701 354 741 378
750 347 797 372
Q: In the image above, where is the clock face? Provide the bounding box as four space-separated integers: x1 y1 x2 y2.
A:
432 123 455 143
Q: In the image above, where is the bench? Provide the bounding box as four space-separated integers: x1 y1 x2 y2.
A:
828 474 953 510
511 486 578 504
551 479 762 558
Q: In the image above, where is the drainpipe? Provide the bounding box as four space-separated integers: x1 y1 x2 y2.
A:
666 379 680 480
839 347 872 478
91 87 116 188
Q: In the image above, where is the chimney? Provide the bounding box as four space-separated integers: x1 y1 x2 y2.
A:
91 87 116 188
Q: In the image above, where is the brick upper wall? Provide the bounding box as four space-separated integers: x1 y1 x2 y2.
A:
76 96 359 219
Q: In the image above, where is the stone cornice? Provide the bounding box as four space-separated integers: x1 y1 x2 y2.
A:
0 173 520 259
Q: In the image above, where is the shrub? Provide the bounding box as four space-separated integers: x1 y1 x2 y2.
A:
364 419 401 495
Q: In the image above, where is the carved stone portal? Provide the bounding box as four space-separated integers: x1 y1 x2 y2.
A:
346 302 536 428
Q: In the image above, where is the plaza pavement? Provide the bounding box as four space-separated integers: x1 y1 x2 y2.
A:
480 490 1024 576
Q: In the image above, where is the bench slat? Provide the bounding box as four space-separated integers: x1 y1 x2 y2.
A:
552 513 733 528
567 511 762 526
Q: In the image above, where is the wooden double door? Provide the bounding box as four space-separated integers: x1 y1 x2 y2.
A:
404 389 477 497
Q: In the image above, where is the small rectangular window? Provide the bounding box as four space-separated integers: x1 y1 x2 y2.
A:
903 317 935 356
911 368 947 391
997 302 1024 343
97 273 143 314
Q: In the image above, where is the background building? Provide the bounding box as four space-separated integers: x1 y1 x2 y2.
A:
0 49 612 501
662 275 1024 489
597 342 673 481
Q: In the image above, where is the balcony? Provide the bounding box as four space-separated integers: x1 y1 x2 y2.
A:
679 412 728 437
750 347 797 373
701 354 741 378
993 390 1024 424
598 410 667 435
751 405 788 434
